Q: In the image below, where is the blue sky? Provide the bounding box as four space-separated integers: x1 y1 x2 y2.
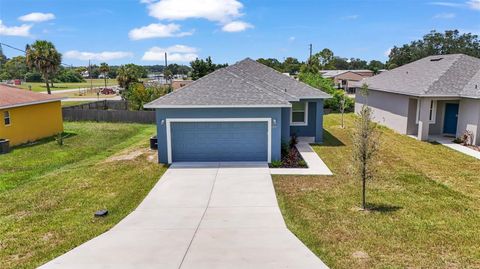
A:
0 0 479 66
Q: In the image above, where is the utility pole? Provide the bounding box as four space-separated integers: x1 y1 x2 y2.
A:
309 44 313 61
89 59 93 91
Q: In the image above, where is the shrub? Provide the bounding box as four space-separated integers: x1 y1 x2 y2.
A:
270 160 283 168
324 89 354 112
24 72 43 82
55 69 85 83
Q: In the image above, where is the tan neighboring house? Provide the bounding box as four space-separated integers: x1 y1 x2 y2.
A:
355 54 480 145
172 80 193 90
320 70 374 93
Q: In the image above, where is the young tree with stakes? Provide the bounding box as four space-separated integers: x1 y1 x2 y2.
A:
352 83 380 210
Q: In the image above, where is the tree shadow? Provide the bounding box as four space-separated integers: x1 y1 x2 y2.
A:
310 129 345 147
10 132 78 150
366 203 402 213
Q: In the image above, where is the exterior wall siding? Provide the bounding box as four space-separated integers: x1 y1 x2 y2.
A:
290 101 325 141
355 90 410 134
0 101 63 146
155 108 282 163
457 98 480 145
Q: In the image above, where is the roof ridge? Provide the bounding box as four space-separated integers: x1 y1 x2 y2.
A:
225 63 299 100
223 66 292 104
239 58 327 97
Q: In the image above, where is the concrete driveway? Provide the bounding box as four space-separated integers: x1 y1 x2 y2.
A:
39 162 328 269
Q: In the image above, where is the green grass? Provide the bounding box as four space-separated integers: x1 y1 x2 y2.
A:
18 79 118 92
273 113 480 268
0 122 166 269
61 101 92 107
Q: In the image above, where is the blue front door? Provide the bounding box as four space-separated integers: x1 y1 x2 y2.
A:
443 103 459 134
171 121 268 162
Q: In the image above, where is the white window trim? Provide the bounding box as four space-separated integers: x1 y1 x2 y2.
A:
4 111 11 126
165 118 272 164
416 99 437 124
290 102 309 126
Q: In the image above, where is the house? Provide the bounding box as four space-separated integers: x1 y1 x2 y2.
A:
0 85 63 146
145 58 330 164
171 79 193 90
320 69 374 93
355 54 480 145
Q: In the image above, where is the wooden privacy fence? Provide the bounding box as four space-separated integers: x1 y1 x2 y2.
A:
62 100 155 124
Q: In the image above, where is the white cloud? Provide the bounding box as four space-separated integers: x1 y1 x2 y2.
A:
129 23 193 40
64 50 133 61
342 15 359 20
384 48 392 57
430 1 480 10
146 0 243 22
19 12 55 22
221 20 252 32
142 45 198 62
429 2 464 7
288 36 296 42
433 12 456 18
468 0 480 10
0 20 31 36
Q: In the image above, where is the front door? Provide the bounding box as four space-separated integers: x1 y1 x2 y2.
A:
443 103 459 135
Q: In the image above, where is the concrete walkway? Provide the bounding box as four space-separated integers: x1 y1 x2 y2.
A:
270 138 333 176
430 135 480 160
39 162 328 269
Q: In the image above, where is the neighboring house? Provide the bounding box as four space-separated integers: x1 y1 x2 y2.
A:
145 58 330 164
0 85 63 146
355 54 480 145
320 69 374 93
171 79 193 90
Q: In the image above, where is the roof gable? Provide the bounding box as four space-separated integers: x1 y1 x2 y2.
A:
145 58 329 108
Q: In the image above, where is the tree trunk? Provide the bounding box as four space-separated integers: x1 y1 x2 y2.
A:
104 77 107 88
362 173 366 210
45 75 51 94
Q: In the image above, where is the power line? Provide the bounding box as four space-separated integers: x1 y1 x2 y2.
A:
0 42 74 68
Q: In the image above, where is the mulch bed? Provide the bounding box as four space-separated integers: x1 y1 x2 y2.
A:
269 146 308 168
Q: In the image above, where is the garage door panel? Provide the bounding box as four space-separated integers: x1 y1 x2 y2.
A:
171 121 268 162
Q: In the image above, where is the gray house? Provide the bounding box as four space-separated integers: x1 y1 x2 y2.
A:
145 58 330 164
355 54 480 145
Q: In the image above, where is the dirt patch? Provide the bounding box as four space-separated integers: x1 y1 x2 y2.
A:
352 251 369 260
105 147 157 163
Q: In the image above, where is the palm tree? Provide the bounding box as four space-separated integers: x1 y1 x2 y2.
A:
25 40 61 94
99 62 110 88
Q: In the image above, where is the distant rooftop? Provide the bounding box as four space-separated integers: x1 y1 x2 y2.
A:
320 70 373 78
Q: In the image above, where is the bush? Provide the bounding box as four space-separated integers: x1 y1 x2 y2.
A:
298 71 355 112
24 72 43 82
325 89 355 112
270 160 283 168
55 69 85 83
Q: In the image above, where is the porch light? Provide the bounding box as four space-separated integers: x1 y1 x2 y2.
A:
273 119 277 126
161 120 165 125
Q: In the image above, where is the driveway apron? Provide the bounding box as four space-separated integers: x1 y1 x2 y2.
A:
39 162 328 269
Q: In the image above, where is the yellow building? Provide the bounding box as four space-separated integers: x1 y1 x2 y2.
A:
0 85 63 146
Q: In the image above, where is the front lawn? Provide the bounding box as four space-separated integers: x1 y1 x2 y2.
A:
0 122 166 269
273 113 480 268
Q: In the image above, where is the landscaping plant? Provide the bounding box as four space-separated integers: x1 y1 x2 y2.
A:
352 86 380 210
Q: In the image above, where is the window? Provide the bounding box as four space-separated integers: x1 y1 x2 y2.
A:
291 102 308 126
416 100 436 124
4 111 10 126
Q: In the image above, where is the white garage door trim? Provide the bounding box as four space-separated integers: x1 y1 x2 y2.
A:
166 118 272 164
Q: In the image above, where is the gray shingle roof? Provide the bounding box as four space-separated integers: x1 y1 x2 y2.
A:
145 58 330 108
361 54 480 98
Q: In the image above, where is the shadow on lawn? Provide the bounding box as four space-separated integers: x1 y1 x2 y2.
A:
366 203 402 213
10 132 78 151
319 129 345 147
